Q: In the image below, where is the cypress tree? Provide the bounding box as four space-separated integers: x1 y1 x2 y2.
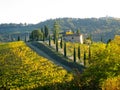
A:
43 32 45 42
56 37 58 52
18 36 20 41
60 36 63 48
78 45 81 60
84 51 86 66
64 42 67 57
53 21 60 44
106 39 111 48
53 30 56 44
49 35 51 46
73 46 76 62
44 25 49 39
41 28 44 33
88 45 91 63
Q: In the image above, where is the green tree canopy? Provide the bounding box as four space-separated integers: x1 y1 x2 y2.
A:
30 30 43 41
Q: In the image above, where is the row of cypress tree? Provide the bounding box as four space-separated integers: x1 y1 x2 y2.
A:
48 21 92 67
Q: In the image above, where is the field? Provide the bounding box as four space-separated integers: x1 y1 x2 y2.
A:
46 35 120 89
1 35 120 90
0 41 73 90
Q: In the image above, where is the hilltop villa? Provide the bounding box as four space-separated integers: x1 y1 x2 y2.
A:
62 30 83 44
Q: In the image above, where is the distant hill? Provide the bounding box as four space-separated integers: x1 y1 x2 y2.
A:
1 17 120 42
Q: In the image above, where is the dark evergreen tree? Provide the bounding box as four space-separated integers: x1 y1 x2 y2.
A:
78 45 81 60
64 42 67 57
56 37 58 52
73 46 76 62
41 28 45 42
107 39 111 44
53 31 56 44
101 36 103 42
44 25 49 39
88 45 91 63
84 51 86 66
60 36 63 48
18 36 20 41
49 35 51 46
106 39 112 48
42 32 45 42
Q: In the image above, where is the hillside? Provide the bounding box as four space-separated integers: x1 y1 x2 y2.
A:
0 41 73 90
1 17 120 42
0 37 120 89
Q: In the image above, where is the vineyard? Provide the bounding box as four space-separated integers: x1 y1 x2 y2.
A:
0 35 120 90
45 35 120 89
0 41 74 90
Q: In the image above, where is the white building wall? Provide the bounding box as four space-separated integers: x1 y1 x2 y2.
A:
63 34 83 44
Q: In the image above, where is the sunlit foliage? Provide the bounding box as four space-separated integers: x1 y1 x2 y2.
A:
0 41 73 90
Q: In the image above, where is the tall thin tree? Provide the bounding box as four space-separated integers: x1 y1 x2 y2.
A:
78 45 81 60
44 25 49 39
64 42 67 57
88 45 91 64
56 37 58 52
49 35 51 46
84 51 86 66
53 21 60 44
18 36 20 41
73 46 76 62
60 36 63 48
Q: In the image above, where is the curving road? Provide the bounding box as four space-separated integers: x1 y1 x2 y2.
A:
26 41 84 73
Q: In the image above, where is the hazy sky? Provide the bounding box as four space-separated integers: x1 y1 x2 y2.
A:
0 0 120 24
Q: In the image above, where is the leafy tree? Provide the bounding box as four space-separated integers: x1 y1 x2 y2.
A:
81 37 120 89
30 30 43 41
85 34 92 44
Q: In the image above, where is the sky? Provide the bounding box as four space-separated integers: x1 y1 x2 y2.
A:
0 0 120 24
